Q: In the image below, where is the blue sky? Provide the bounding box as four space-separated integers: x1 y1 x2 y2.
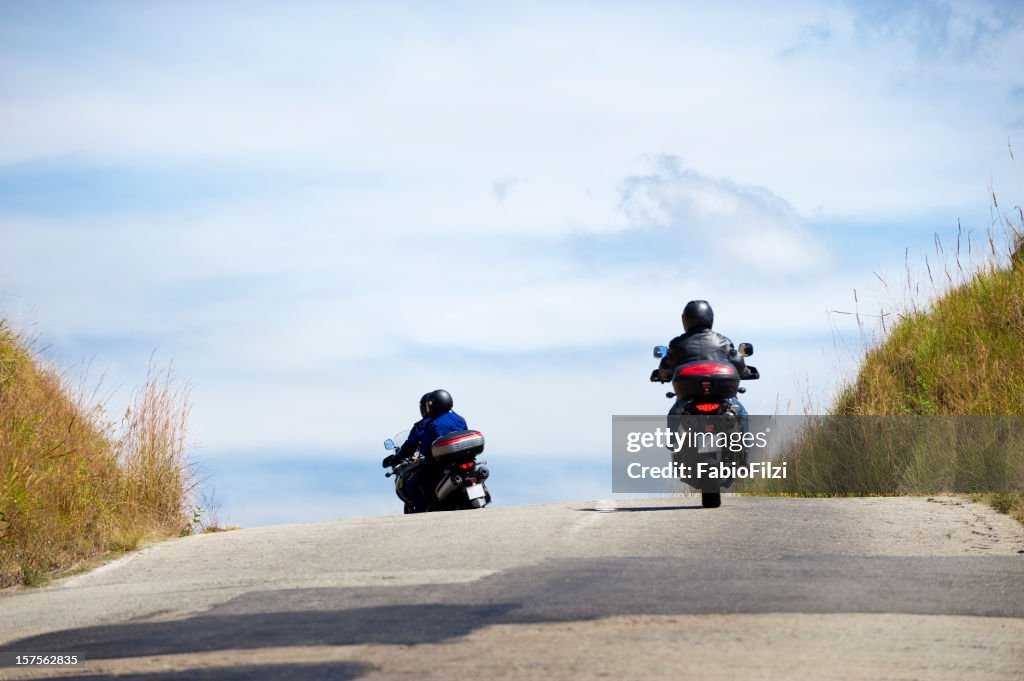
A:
2 1 1022 526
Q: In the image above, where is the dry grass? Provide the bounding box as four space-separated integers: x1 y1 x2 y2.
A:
0 325 193 587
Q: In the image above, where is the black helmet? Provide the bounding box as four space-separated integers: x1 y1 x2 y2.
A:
422 389 454 418
682 300 714 331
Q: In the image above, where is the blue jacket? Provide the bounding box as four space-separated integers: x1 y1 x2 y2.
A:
399 410 468 459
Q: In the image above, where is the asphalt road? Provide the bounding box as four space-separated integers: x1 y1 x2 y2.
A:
1 496 1023 680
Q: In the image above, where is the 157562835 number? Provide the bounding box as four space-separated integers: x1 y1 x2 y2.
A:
5 654 81 667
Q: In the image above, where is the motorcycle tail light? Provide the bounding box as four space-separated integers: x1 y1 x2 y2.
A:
695 403 720 413
677 363 735 376
458 461 475 470
468 478 478 484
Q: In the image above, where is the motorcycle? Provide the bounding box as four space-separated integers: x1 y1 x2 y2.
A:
650 342 759 508
383 429 492 514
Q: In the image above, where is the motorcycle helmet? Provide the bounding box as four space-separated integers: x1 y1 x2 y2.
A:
418 393 431 419
423 389 454 417
682 300 714 331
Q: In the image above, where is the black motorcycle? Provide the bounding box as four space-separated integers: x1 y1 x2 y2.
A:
651 343 759 508
383 429 492 513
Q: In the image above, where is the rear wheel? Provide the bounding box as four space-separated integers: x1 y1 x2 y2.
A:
701 492 721 508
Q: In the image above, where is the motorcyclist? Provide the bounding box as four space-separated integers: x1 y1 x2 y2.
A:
381 389 468 512
651 300 750 424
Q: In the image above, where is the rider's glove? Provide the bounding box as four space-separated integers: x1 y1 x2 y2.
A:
382 454 395 468
650 369 663 383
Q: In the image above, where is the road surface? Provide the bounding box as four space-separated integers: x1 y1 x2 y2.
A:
1 496 1023 680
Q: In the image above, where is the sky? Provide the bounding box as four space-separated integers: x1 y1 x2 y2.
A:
2 0 1023 527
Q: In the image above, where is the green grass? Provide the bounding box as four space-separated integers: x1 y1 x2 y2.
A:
0 322 194 587
754 212 1024 523
834 256 1024 416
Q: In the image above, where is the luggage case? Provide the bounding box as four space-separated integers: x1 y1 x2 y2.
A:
431 429 485 460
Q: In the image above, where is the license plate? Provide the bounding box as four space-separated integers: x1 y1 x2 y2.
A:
465 484 485 501
697 444 719 454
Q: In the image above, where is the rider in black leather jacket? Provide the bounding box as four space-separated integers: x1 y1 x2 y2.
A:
651 300 747 383
651 300 750 438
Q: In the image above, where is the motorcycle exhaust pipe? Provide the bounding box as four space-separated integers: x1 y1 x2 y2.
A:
435 473 461 501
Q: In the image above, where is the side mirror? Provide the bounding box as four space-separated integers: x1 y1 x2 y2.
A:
653 345 669 359
384 439 395 450
738 343 754 357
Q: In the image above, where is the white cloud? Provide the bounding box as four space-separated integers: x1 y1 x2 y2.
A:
617 157 829 276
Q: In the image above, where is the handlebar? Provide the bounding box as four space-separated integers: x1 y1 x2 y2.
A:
384 454 424 477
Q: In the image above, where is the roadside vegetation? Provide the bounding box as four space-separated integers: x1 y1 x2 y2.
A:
833 229 1024 417
754 195 1024 523
0 324 194 587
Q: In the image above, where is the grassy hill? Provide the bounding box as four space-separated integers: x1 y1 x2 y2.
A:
834 242 1024 416
0 323 192 587
754 225 1024 522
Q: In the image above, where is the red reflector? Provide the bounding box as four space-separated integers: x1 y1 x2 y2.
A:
677 363 735 376
438 431 482 446
458 462 475 470
695 403 720 413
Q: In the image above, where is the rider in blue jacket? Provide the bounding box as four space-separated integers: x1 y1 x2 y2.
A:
383 389 467 512
400 391 467 459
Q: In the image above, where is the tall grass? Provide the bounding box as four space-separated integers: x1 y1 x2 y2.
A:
834 226 1024 416
0 324 193 587
755 192 1024 513
751 415 1024 496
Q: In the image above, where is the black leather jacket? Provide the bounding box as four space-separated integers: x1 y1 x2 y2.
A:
655 327 746 382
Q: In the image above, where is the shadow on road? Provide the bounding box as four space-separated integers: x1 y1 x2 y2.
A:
3 554 1022 678
3 602 521 661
